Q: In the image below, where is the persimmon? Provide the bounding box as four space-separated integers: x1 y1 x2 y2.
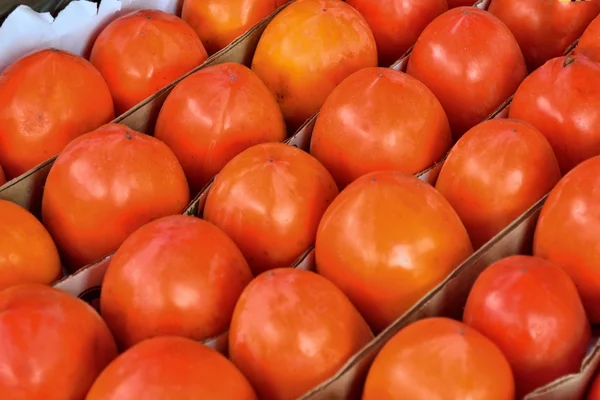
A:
0 284 118 400
155 62 286 193
229 268 373 400
447 0 475 7
41 123 189 272
315 171 473 332
509 54 600 173
590 372 600 400
534 156 600 324
100 215 253 350
86 336 257 400
407 7 527 138
204 142 338 275
362 318 515 400
90 9 208 115
577 15 600 63
0 165 5 185
182 0 281 55
345 0 447 66
435 118 561 249
251 0 377 130
0 200 61 291
463 255 590 397
0 48 114 179
310 67 451 189
489 0 600 71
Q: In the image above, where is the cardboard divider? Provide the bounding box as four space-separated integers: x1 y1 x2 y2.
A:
0 0 292 212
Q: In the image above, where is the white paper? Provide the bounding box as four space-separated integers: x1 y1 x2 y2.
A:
0 0 181 72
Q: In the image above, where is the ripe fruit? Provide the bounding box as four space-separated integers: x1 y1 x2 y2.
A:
0 284 118 399
463 255 590 397
577 15 600 63
345 0 447 66
100 215 253 350
0 200 61 291
204 142 338 275
489 0 600 71
310 67 451 189
182 0 281 55
509 54 600 174
229 268 373 400
362 317 514 400
0 48 114 179
590 373 600 400
534 156 600 324
42 123 190 272
90 10 208 115
407 7 527 138
251 0 378 130
155 62 286 193
0 165 5 185
315 171 473 332
435 118 561 249
86 336 257 400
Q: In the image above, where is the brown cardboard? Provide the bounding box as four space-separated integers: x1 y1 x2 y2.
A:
0 1 290 213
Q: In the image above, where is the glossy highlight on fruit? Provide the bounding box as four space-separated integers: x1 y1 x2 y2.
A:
509 54 600 174
100 215 253 350
316 171 473 332
0 200 61 291
463 255 590 397
182 0 281 55
345 0 448 66
310 67 452 189
534 156 600 324
0 48 114 179
229 268 373 400
251 0 378 130
86 336 257 400
362 317 515 400
90 9 208 115
204 142 338 274
489 0 600 71
435 118 561 249
0 284 118 400
155 62 286 193
42 123 190 272
407 7 527 138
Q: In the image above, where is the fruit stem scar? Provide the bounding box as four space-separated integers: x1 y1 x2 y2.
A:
230 76 236 81
378 73 383 78
563 57 576 67
125 132 132 140
50 48 59 52
371 177 376 182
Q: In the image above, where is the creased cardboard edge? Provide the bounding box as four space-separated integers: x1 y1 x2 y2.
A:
0 0 292 205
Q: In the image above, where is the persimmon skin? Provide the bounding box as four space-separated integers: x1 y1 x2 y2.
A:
0 284 118 400
345 0 448 66
0 165 5 185
0 200 62 291
509 54 600 174
407 7 527 138
41 123 190 272
204 142 338 275
0 49 114 179
534 156 600 324
85 336 257 400
463 255 590 397
316 171 473 332
100 215 253 350
251 0 378 130
435 118 561 249
310 67 451 189
577 15 600 63
362 317 515 400
155 62 286 193
229 268 373 400
90 9 208 115
182 0 281 55
589 372 600 400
